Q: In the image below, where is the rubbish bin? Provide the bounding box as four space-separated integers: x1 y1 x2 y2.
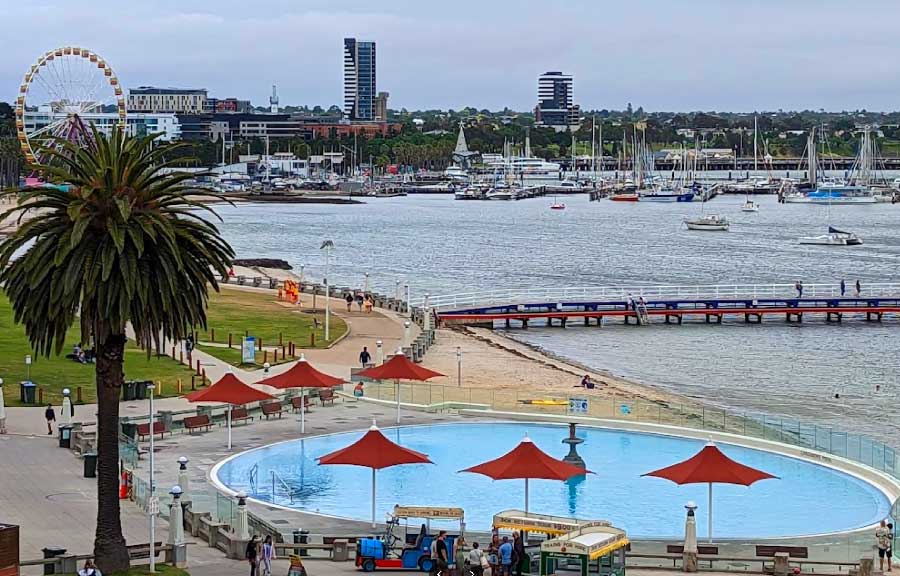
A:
121 380 135 401
58 425 72 449
83 452 98 478
134 380 149 400
120 421 137 440
41 547 66 575
20 380 36 404
332 538 349 562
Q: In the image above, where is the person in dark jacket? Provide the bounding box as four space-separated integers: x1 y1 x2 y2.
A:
512 531 527 576
246 535 260 576
45 404 56 435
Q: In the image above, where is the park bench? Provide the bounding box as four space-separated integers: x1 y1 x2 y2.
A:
231 407 253 425
183 414 212 434
667 545 719 555
319 389 336 406
262 401 285 419
127 542 164 560
756 545 808 559
136 421 168 441
290 396 312 413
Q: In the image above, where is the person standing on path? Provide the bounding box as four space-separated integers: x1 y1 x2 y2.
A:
856 279 862 296
840 279 846 297
345 292 354 312
455 536 468 576
434 531 449 576
876 520 891 572
359 346 372 367
512 531 526 576
261 535 276 576
795 280 803 298
498 536 513 576
44 404 56 435
468 542 485 576
245 535 260 576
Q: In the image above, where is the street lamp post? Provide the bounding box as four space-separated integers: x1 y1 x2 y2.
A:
321 241 334 341
456 347 462 387
364 272 370 293
147 382 157 572
25 355 31 382
403 321 411 352
376 340 383 365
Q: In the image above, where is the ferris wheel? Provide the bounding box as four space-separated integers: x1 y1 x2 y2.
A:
14 46 126 164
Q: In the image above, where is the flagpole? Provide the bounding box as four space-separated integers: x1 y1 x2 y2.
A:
708 482 713 543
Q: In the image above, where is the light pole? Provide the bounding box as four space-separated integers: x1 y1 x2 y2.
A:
364 272 370 293
321 240 334 341
456 347 462 387
0 378 6 434
25 355 31 382
147 382 157 572
405 284 411 316
403 321 411 352
376 340 383 365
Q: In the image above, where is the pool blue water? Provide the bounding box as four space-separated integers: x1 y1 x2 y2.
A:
215 422 890 539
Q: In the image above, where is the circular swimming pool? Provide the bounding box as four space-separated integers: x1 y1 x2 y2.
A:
213 422 891 539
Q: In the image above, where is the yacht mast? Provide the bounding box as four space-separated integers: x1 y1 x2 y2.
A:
808 127 817 188
753 114 759 174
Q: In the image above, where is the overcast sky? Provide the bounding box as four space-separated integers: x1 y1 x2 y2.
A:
3 0 900 112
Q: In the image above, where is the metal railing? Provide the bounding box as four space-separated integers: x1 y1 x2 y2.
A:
362 381 900 480
416 283 900 311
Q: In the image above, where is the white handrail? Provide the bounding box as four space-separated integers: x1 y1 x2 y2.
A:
414 282 900 311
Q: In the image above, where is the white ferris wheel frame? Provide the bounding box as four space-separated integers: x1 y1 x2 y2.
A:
14 46 127 164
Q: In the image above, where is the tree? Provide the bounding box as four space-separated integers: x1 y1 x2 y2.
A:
0 129 233 572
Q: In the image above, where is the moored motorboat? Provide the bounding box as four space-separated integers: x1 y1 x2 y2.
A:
741 200 759 212
610 193 640 202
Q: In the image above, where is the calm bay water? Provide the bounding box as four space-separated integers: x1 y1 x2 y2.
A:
214 194 900 443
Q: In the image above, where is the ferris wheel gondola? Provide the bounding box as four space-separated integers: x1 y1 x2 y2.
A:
15 46 126 165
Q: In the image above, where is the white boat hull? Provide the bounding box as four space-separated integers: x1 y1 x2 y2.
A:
798 234 862 246
685 222 729 231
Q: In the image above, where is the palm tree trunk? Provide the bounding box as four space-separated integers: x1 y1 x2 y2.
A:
93 332 130 573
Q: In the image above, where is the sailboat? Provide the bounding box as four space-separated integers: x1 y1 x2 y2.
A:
550 195 566 210
798 177 862 245
741 198 759 212
684 184 729 231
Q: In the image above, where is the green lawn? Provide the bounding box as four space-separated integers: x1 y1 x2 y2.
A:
197 287 348 366
0 294 199 407
61 566 189 576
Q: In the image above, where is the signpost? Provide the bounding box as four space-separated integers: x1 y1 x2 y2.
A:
568 397 589 415
242 337 256 364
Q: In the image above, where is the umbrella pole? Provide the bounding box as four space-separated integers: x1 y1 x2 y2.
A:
371 468 377 528
227 405 232 450
301 389 306 434
707 482 713 543
395 379 400 424
525 478 529 516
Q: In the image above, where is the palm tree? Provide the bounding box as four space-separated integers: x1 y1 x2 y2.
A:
0 129 234 572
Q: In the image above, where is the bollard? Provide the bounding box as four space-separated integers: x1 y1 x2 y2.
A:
190 375 196 391
274 349 278 362
179 350 184 364
171 345 176 359
263 350 268 364
311 333 315 347
38 387 43 405
210 328 215 342
201 369 207 386
177 379 183 394
282 344 286 357
279 332 283 346
245 329 249 337
228 333 233 348
258 337 263 351
76 387 82 404
196 358 201 375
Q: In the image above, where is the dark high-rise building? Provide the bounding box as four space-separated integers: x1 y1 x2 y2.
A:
344 38 377 121
535 71 580 131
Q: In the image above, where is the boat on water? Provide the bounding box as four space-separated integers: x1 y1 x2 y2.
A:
684 215 729 231
798 227 862 246
786 184 877 204
545 179 590 194
640 188 695 202
485 188 515 201
610 193 640 202
741 199 759 212
550 201 566 210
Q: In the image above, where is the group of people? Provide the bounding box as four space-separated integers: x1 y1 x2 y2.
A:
795 279 863 298
345 291 375 314
245 534 277 576
876 519 894 572
457 531 527 576
68 342 96 364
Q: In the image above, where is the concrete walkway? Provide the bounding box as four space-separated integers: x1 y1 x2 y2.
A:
1 285 418 437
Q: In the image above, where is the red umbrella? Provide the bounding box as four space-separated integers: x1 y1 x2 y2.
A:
460 436 588 515
358 351 444 423
184 372 275 449
318 422 432 526
256 355 345 434
643 442 777 541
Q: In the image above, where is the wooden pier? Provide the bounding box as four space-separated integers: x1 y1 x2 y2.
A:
419 283 900 329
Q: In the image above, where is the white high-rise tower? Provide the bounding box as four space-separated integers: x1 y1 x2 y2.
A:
269 83 279 114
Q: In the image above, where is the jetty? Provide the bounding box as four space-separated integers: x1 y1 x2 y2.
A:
422 283 900 328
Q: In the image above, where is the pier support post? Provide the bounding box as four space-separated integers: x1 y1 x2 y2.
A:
521 318 528 330
560 317 567 328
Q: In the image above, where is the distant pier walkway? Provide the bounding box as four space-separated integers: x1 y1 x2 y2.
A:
424 283 900 328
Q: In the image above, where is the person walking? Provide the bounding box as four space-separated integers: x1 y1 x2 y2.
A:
512 531 527 576
356 291 365 312
876 520 891 572
434 531 449 576
455 536 468 576
78 559 101 576
345 292 354 312
364 294 374 314
44 403 56 435
795 280 803 298
840 279 846 297
498 536 513 576
359 346 372 367
245 535 260 576
856 279 862 296
261 535 276 576
468 542 486 576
